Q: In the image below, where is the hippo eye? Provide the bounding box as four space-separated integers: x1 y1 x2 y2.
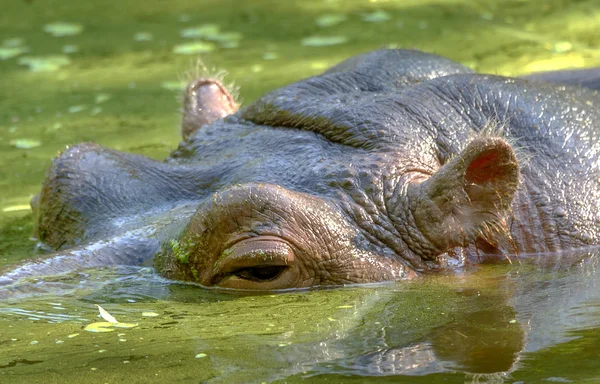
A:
233 266 286 282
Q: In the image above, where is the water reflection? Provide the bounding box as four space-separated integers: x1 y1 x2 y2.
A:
1 248 599 383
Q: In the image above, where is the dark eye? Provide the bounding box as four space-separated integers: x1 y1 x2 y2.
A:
234 266 286 282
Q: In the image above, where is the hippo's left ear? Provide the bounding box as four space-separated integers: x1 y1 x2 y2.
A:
181 79 238 140
397 137 520 259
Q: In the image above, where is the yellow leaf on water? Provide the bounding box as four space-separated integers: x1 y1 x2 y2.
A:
84 322 117 333
96 304 118 324
84 322 138 333
2 204 31 212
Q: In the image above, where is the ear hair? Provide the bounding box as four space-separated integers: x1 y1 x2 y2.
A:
468 117 533 170
176 59 241 105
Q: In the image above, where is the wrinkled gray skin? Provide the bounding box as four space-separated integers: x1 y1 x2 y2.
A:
2 49 600 290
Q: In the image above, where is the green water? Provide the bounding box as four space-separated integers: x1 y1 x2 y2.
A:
2 0 600 382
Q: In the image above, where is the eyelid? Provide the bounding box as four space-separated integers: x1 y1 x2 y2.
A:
215 236 295 275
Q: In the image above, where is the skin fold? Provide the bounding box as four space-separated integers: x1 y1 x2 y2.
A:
2 49 600 290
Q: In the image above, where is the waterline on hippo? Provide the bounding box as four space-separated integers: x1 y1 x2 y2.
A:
2 49 600 291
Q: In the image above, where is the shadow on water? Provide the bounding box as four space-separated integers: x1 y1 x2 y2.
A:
1 248 599 383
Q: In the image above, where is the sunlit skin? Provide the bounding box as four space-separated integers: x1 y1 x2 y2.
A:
2 49 600 290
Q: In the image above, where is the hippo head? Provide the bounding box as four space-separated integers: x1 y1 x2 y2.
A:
30 50 525 290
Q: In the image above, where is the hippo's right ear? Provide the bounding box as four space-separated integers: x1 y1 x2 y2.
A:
395 137 520 260
181 79 238 140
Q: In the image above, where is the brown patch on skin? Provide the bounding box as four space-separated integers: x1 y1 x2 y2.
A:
181 78 238 140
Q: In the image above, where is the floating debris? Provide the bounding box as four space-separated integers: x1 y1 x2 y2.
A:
18 55 71 72
180 24 221 39
10 138 41 149
68 105 86 113
67 333 79 338
2 205 31 212
301 35 348 47
552 41 573 53
161 81 187 91
97 304 118 323
180 25 242 47
55 340 64 344
262 52 279 60
43 22 84 37
84 321 138 333
141 312 159 317
62 45 79 54
207 31 242 44
95 93 111 104
195 353 207 358
361 10 391 23
220 40 239 49
173 41 216 55
30 340 39 345
315 13 347 28
83 322 115 333
84 305 138 332
134 32 153 42
0 46 28 60
3 38 24 47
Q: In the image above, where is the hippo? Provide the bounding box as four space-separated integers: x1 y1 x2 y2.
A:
2 49 600 291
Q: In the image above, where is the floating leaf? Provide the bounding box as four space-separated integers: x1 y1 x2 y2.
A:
134 32 153 42
18 55 71 72
173 41 216 55
206 31 242 43
84 321 138 333
3 38 24 47
96 304 118 324
161 81 187 91
0 46 28 60
68 105 86 113
552 41 573 53
361 10 391 23
62 45 79 54
2 204 31 212
141 312 159 317
43 22 84 37
301 35 348 47
180 24 221 39
262 52 279 60
315 14 347 28
95 93 111 104
220 40 239 49
85 322 117 333
10 138 41 149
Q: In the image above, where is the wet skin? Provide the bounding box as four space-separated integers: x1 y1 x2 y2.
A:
2 49 600 290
